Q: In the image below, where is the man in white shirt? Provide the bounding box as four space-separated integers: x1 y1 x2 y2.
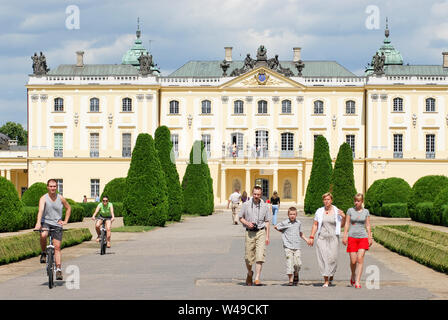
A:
227 189 241 225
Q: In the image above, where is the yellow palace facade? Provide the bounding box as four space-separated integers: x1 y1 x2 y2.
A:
22 26 448 205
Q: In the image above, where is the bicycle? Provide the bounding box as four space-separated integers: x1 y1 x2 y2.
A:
34 227 64 289
96 216 112 255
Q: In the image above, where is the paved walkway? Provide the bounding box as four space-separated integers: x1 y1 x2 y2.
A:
0 209 447 299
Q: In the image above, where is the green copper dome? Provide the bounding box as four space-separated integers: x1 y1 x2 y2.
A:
122 25 149 66
366 21 403 75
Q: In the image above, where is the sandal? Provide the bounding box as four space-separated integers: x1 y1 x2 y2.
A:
287 282 294 286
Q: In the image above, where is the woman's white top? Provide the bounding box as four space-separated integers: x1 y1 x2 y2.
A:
314 205 342 237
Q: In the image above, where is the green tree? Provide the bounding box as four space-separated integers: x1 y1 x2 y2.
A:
101 177 127 202
365 179 385 215
154 126 184 221
123 133 168 226
408 175 448 221
0 122 27 146
0 176 23 232
182 141 213 215
304 136 333 214
330 143 357 212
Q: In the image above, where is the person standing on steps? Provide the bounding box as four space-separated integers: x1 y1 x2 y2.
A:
239 186 271 286
34 179 71 281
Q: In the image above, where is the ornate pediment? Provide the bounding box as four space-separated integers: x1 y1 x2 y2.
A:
221 67 303 89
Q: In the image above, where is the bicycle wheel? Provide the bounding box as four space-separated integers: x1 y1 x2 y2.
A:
100 229 106 255
47 250 54 289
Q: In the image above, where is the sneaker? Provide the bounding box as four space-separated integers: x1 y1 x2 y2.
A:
56 270 63 280
40 253 46 264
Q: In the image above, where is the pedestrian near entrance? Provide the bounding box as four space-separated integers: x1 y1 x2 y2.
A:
227 188 241 225
343 193 372 289
275 207 310 286
308 192 346 287
83 195 87 203
239 186 271 286
241 191 250 203
34 179 71 281
270 191 280 225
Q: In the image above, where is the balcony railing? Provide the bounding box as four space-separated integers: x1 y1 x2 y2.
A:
54 150 63 158
280 150 295 158
393 152 403 159
426 152 435 159
90 151 99 158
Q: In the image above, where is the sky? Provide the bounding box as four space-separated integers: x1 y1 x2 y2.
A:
1 0 448 128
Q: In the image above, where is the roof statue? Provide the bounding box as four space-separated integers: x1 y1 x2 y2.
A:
228 46 295 77
220 59 230 76
31 52 49 75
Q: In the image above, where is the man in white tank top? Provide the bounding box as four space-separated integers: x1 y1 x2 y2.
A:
35 179 71 280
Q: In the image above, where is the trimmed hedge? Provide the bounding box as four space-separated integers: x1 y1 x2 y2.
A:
380 203 408 218
408 175 448 221
21 182 47 207
373 225 448 274
415 202 434 224
79 202 100 218
365 179 385 215
100 177 127 203
0 177 23 232
442 205 448 227
0 228 92 265
380 178 411 205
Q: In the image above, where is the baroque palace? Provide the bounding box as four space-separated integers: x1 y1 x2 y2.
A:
3 24 448 205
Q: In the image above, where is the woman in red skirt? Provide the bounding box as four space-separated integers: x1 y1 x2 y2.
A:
342 193 372 289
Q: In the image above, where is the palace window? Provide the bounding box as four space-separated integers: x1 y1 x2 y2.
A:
257 100 268 114
201 100 211 114
122 133 131 157
426 98 436 112
171 134 179 159
346 100 356 114
90 98 100 112
122 98 132 112
281 100 292 114
346 135 355 158
55 179 63 195
281 133 294 158
393 97 403 112
54 133 63 157
90 133 99 158
314 100 324 114
393 134 403 158
169 100 179 114
426 134 435 159
90 179 100 198
202 134 211 158
54 98 64 112
255 130 269 157
234 100 244 114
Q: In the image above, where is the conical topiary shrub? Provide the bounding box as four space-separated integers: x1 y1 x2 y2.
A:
154 126 184 221
123 133 168 226
182 141 212 215
21 182 48 206
304 136 333 214
330 142 357 212
0 176 23 232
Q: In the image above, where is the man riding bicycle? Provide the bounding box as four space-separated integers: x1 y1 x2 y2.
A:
34 179 71 281
92 195 115 248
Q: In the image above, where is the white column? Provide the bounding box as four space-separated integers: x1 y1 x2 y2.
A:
0 169 4 177
6 169 11 180
273 168 278 193
245 168 251 193
297 168 303 205
221 168 227 205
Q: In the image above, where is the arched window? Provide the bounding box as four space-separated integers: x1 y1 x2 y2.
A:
122 98 132 112
426 98 435 112
54 98 64 112
234 100 244 114
314 100 324 114
283 180 292 199
393 97 403 112
90 98 99 112
346 100 355 114
281 100 292 113
169 100 179 114
258 100 268 114
201 100 211 114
